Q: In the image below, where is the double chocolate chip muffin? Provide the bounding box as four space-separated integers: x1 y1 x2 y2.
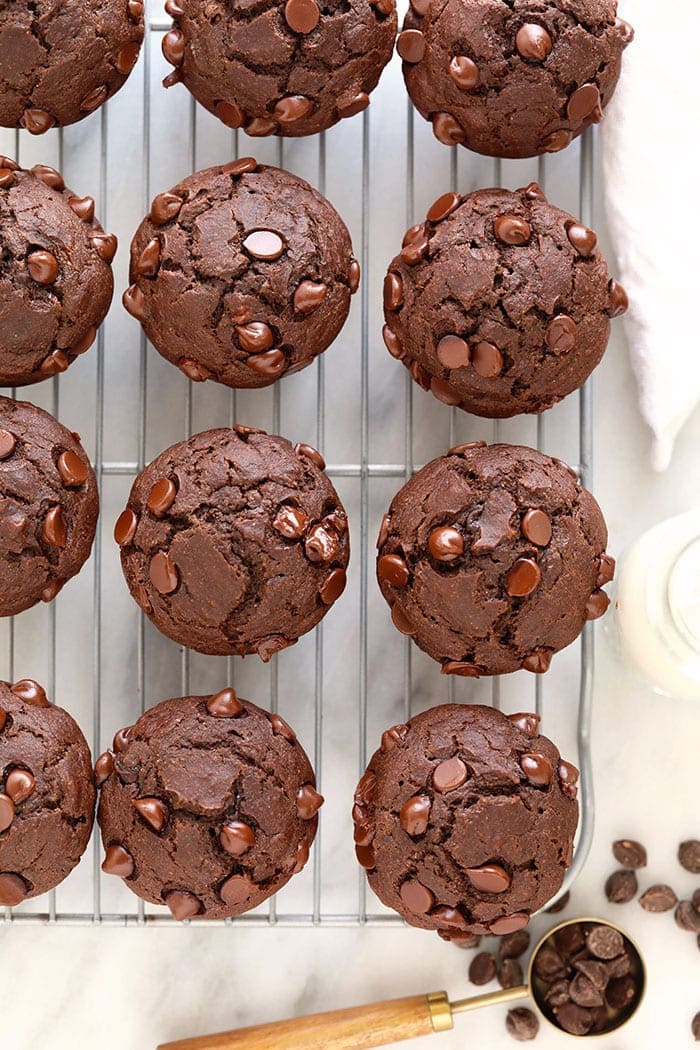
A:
354 704 579 938
116 426 349 658
0 678 96 907
161 0 397 137
98 692 323 920
0 160 116 386
377 442 613 677
124 161 358 388
0 0 144 134
398 0 633 158
0 396 99 617
383 183 626 418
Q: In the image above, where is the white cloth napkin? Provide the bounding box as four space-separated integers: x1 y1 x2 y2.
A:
602 0 700 471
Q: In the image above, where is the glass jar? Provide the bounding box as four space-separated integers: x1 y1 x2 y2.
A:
612 509 700 701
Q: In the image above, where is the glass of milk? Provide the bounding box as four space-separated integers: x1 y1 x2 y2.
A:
612 509 700 701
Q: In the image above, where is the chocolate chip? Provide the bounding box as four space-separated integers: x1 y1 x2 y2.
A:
505 1007 538 1042
574 958 609 991
220 821 255 856
498 957 523 989
432 112 465 146
378 553 410 587
305 523 340 563
400 795 431 836
566 222 597 257
570 972 604 1008
0 430 16 459
692 1012 700 1040
273 505 309 539
0 793 15 832
534 946 568 982
380 724 408 752
585 589 610 620
469 951 497 986
4 769 35 804
295 442 325 469
206 689 243 717
605 869 638 904
449 56 479 90
587 924 624 960
243 230 285 260
102 844 135 878
114 508 138 546
68 195 95 222
132 797 168 831
293 280 327 313
112 727 131 752
612 839 647 869
427 525 464 561
679 840 700 874
546 890 570 914
123 284 146 320
490 914 529 936
608 279 629 317
162 27 185 65
400 237 429 265
432 755 468 792
520 752 553 785
400 878 434 914
149 551 179 594
515 23 552 61
42 506 67 548
546 315 577 353
165 890 201 920
284 0 320 33
506 557 540 597
499 930 530 960
0 873 29 906
73 324 98 354
558 760 579 798
94 751 114 785
22 108 55 134
567 83 602 122
137 238 161 277
606 974 636 1010
467 863 511 894
0 168 15 188
338 93 369 119
383 325 403 358
521 509 552 547
274 95 315 123
297 783 324 819
245 347 286 378
40 350 69 376
319 568 346 604
427 192 460 224
471 340 503 378
147 478 177 518
397 29 425 63
555 1002 593 1036
80 84 108 112
27 250 59 285
494 216 531 246
545 980 571 1008
508 712 540 735
150 192 182 225
223 157 257 176
675 900 700 933
116 42 141 75
383 272 404 311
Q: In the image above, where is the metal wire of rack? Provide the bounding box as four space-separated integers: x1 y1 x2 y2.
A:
1 7 597 927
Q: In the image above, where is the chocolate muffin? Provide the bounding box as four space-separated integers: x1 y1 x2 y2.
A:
354 704 579 938
383 183 626 418
377 442 613 677
0 678 96 906
161 0 397 138
97 692 322 920
398 0 633 159
0 160 116 386
116 427 349 658
0 0 144 134
124 161 358 388
0 396 99 617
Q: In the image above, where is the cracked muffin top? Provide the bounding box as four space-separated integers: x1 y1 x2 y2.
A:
398 0 633 159
124 161 359 389
116 425 350 658
354 704 579 939
376 442 614 677
161 0 397 137
382 182 627 419
97 692 323 920
0 161 116 387
0 677 96 907
0 0 144 134
0 395 99 617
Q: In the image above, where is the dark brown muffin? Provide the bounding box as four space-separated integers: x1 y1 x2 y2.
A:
161 0 397 138
377 442 613 677
0 160 116 386
0 0 144 134
123 161 358 389
116 426 349 658
383 183 626 418
97 692 322 920
0 396 99 617
0 678 96 906
354 704 579 938
399 0 633 159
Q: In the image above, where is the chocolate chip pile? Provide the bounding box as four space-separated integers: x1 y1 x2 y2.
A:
603 837 700 1040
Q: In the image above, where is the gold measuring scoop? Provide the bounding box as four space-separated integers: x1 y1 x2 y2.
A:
158 917 645 1049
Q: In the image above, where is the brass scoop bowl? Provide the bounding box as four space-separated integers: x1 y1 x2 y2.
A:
158 917 645 1050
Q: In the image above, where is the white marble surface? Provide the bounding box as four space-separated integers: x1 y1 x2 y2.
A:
3 2 700 1047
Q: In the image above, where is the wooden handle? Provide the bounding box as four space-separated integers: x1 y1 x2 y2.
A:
157 993 447 1050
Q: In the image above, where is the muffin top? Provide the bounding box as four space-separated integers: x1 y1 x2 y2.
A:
117 426 349 657
0 0 144 133
0 396 99 617
377 442 613 676
124 161 358 389
0 160 116 386
355 704 579 937
161 0 397 137
383 183 626 419
98 693 322 920
399 0 633 158
0 678 96 906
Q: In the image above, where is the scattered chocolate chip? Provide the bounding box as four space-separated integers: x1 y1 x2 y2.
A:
605 869 638 904
505 1006 538 1042
469 951 497 986
679 840 700 874
675 900 700 933
692 1012 700 1041
638 883 677 913
498 957 523 990
499 930 530 960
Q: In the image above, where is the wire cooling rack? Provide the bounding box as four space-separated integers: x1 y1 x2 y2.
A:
0 7 597 926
